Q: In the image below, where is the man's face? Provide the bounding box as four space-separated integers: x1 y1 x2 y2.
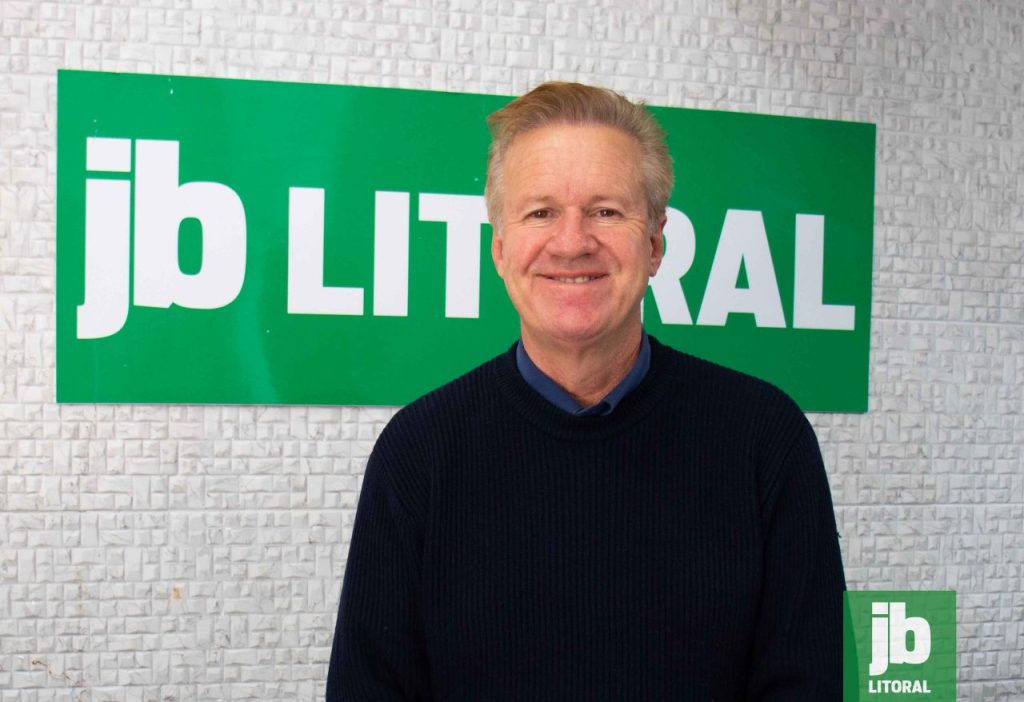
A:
491 123 665 351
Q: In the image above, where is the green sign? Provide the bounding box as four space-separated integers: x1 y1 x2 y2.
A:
57 70 874 410
844 591 957 700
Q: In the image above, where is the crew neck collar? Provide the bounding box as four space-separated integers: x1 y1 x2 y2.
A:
515 332 651 417
492 335 675 441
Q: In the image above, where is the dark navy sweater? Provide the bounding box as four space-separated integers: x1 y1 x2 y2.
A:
326 337 845 701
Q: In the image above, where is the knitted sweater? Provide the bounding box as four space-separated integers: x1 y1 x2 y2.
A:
326 337 845 701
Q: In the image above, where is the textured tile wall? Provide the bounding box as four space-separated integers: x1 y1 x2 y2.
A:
1 0 1022 699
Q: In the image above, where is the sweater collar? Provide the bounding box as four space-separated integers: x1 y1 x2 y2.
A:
514 332 651 417
493 334 674 441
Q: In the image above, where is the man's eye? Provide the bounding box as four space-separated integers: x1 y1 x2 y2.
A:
596 208 619 217
528 209 551 219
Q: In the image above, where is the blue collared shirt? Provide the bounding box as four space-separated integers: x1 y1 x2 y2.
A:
515 332 651 417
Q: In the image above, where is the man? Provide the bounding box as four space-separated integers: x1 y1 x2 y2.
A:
326 82 845 701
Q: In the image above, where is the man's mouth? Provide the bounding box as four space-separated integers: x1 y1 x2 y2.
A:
547 275 604 284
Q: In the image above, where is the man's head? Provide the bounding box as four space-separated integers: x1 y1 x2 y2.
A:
484 81 674 232
486 82 673 352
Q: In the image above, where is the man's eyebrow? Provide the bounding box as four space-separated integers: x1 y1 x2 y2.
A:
514 193 635 206
510 195 558 209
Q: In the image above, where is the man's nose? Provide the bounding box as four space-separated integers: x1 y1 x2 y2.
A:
546 210 597 257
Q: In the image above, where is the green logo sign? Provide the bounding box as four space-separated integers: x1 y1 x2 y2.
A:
844 591 957 700
57 70 875 410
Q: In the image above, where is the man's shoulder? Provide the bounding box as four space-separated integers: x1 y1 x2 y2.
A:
364 349 511 510
377 346 512 444
651 336 802 419
652 339 822 504
408 348 508 413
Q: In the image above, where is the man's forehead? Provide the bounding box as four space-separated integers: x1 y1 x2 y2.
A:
502 126 644 202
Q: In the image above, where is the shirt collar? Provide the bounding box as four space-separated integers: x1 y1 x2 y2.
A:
515 332 651 417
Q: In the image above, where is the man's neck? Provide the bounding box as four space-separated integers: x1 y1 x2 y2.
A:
519 326 644 407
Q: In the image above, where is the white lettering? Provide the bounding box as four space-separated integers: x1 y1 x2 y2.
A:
870 600 932 688
696 209 785 328
418 193 489 319
78 178 131 338
888 602 931 666
870 601 890 675
867 675 931 694
77 141 859 341
287 187 364 315
133 140 247 309
793 214 855 330
372 191 410 316
85 137 131 172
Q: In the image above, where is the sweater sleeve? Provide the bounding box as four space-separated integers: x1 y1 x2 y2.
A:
745 414 846 701
325 445 432 701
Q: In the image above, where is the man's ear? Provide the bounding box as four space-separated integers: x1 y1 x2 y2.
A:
490 229 505 279
649 214 667 276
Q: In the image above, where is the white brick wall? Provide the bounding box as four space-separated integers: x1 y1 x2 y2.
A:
1 0 1022 699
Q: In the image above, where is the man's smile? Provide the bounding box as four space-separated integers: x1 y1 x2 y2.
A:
544 274 606 284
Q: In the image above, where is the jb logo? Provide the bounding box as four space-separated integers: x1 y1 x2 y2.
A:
80 137 247 339
845 591 954 699
870 601 931 676
78 136 490 339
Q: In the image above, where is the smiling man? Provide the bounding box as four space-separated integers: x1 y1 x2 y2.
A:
491 121 662 409
326 82 845 701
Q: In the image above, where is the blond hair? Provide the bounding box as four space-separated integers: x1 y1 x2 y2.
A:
484 81 674 230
